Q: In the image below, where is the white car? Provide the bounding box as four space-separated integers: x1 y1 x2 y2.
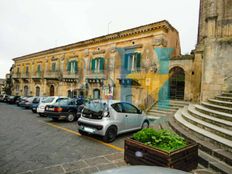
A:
37 96 68 116
78 100 149 142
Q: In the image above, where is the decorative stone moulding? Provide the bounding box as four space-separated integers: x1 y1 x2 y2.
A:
124 44 143 50
92 50 106 55
153 37 168 47
84 49 89 56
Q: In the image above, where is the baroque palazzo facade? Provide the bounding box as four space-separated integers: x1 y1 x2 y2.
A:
11 20 200 107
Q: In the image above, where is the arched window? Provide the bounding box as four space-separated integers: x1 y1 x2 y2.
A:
24 86 29 97
50 85 55 96
36 86 40 96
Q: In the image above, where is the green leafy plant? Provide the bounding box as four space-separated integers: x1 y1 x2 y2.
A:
132 128 187 152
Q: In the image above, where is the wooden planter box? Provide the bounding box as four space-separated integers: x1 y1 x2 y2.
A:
124 138 198 172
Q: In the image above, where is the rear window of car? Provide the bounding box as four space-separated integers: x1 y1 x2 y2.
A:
55 99 70 105
84 101 108 112
42 97 55 103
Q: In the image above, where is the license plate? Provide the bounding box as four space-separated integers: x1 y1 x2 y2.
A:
47 108 54 111
84 127 95 133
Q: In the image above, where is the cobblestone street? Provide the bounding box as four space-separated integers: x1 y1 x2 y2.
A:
0 103 127 174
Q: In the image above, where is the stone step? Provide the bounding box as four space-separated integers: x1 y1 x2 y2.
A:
170 100 190 105
151 106 178 112
201 102 232 114
148 109 173 115
174 109 232 150
188 105 232 130
208 99 232 107
215 96 232 102
195 104 232 121
222 92 232 97
199 150 232 174
169 116 232 167
182 108 232 141
147 112 168 118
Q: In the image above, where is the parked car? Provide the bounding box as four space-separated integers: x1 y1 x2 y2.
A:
18 97 30 107
31 97 47 113
7 96 20 104
45 98 84 122
37 96 68 116
77 100 149 142
0 94 9 102
16 96 25 106
24 97 38 109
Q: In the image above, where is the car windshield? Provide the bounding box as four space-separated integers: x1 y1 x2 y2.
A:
32 97 40 103
42 97 55 103
84 101 108 112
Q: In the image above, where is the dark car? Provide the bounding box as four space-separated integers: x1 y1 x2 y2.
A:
45 98 84 122
18 97 29 107
24 97 37 109
31 97 47 113
7 96 21 104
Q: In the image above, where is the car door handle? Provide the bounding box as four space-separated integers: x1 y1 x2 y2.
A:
125 115 128 117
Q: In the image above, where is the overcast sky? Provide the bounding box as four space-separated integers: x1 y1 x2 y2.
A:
0 0 200 78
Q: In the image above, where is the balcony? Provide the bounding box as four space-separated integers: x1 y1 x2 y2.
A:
12 73 21 79
62 71 79 79
32 71 43 79
85 70 106 79
44 71 61 79
21 72 30 79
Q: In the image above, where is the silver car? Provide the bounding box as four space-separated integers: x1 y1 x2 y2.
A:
77 100 149 142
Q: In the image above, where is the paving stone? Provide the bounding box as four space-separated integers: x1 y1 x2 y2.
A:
85 156 108 166
17 171 33 174
32 165 65 174
65 169 82 174
104 153 124 162
80 167 99 174
63 160 88 173
97 163 117 171
113 160 128 167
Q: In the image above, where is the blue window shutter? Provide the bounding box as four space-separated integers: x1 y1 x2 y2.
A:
75 61 78 72
124 54 129 71
91 59 95 71
67 62 71 71
100 58 104 71
136 53 141 69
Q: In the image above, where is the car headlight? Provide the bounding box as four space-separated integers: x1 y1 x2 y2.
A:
40 106 45 109
103 111 110 117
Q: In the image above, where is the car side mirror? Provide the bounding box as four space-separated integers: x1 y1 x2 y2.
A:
138 110 142 114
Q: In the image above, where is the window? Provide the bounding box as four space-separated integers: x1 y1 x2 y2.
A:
111 103 123 113
17 67 20 73
26 66 29 74
91 57 104 73
52 63 56 72
124 53 141 72
67 60 78 73
37 65 41 72
122 103 138 114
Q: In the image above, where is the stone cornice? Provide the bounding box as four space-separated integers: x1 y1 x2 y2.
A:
13 20 177 61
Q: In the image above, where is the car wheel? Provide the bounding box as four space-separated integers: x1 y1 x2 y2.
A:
141 121 149 129
38 113 43 117
103 126 117 143
52 117 59 121
78 129 87 135
67 113 75 122
32 110 36 113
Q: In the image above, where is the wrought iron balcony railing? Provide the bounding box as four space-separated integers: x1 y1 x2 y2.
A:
21 72 30 79
12 73 21 79
32 71 43 79
85 70 106 79
44 70 61 79
62 71 79 79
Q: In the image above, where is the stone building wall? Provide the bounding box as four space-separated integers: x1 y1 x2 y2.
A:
196 0 232 101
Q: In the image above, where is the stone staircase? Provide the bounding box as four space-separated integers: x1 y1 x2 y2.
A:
170 91 232 174
147 100 189 119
